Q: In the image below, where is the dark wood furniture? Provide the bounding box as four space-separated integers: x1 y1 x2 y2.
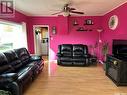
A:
106 55 127 86
73 19 94 32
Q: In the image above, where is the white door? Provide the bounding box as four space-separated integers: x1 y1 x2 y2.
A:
34 25 49 56
41 27 49 55
35 30 42 55
41 38 48 55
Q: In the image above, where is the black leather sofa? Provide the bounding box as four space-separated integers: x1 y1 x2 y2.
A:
0 48 44 95
57 44 90 66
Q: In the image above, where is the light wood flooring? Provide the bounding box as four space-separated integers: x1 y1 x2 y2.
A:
24 60 127 95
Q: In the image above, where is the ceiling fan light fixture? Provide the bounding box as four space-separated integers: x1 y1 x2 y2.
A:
51 3 84 16
63 11 70 16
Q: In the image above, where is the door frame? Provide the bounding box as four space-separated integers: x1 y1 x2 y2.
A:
33 25 50 55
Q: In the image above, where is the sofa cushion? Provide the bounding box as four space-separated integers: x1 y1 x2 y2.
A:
84 45 88 54
73 51 84 56
0 53 15 74
60 57 72 62
73 58 86 61
4 50 18 62
60 61 72 65
4 50 22 70
0 53 8 66
3 66 15 74
30 55 42 61
9 60 22 70
73 45 84 52
16 67 32 82
73 45 84 57
0 73 18 82
61 44 72 52
61 51 72 57
73 62 85 65
60 44 72 57
14 48 30 65
0 65 13 74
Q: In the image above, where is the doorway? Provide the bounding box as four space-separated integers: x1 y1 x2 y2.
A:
33 25 49 61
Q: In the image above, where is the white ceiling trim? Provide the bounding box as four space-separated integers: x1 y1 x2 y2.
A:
103 1 127 16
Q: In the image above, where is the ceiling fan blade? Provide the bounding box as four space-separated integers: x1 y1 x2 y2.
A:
51 11 63 15
70 8 76 10
70 11 84 14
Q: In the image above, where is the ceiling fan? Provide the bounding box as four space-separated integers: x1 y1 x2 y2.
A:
51 4 84 16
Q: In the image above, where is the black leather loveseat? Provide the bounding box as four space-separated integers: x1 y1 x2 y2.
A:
57 44 90 66
0 48 44 95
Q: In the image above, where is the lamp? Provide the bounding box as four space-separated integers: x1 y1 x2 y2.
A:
97 28 103 32
97 28 103 43
35 27 41 35
63 11 70 16
97 28 103 62
35 27 41 32
73 20 78 26
52 26 57 35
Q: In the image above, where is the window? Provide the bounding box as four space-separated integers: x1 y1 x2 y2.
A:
0 21 27 52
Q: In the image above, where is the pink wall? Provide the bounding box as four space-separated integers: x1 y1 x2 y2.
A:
27 16 58 54
27 16 102 60
0 10 29 47
0 10 28 24
2 2 127 61
101 3 127 60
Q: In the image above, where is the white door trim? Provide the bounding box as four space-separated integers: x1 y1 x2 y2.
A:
33 25 50 55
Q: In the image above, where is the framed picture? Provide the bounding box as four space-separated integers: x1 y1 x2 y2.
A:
108 15 118 30
52 26 57 35
85 19 93 25
73 20 78 26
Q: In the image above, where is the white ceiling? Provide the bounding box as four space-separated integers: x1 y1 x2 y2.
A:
15 0 127 16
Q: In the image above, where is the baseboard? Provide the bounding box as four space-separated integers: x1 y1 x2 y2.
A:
98 60 104 64
49 60 57 63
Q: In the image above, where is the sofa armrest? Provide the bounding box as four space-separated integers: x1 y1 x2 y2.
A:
57 53 62 57
0 73 18 83
83 54 91 58
30 54 42 61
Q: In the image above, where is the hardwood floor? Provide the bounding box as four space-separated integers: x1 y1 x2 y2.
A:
24 61 127 95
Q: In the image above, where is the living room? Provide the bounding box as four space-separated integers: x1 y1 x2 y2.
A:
0 0 127 95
